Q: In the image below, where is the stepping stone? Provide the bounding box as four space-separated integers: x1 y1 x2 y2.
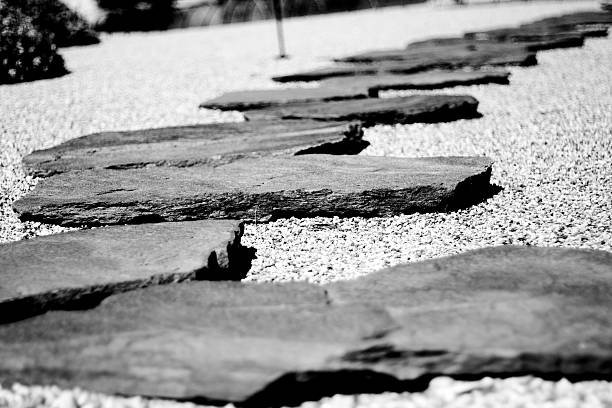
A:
465 27 606 43
0 220 248 323
200 87 369 111
336 37 573 65
23 120 367 177
466 11 612 42
320 70 510 96
523 11 612 32
13 155 494 226
0 246 610 406
273 51 535 82
243 95 481 125
202 71 509 109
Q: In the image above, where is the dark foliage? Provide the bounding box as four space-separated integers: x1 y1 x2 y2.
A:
0 3 68 84
96 0 177 31
4 0 99 47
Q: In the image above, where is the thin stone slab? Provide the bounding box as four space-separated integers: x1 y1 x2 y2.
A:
23 120 367 177
272 51 535 82
202 71 509 109
465 11 612 41
200 87 369 111
336 37 576 64
243 95 481 125
0 220 247 323
320 70 510 96
0 246 611 406
13 155 494 226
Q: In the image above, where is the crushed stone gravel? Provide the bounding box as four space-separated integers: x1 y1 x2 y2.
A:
3 377 612 408
1 0 611 407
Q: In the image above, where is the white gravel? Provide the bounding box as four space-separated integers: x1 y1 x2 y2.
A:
3 376 612 408
1 1 611 407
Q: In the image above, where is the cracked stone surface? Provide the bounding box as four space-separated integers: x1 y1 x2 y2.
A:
201 70 509 110
13 155 494 226
0 246 610 407
22 120 367 178
0 220 246 323
244 95 481 126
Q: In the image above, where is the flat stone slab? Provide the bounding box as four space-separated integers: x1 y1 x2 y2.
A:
0 220 247 323
13 155 494 226
0 246 611 406
202 71 508 109
337 37 576 64
243 95 481 125
200 87 369 111
23 120 367 177
320 70 510 96
465 11 611 42
273 51 534 82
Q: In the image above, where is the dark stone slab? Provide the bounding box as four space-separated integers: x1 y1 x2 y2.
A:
1 246 611 406
336 37 575 64
272 51 535 82
465 11 612 42
200 88 369 111
202 71 507 109
244 95 481 125
13 155 494 226
23 120 367 177
0 220 248 323
320 70 510 96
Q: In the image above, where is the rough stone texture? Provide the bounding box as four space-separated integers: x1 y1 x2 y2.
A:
0 246 611 406
336 37 577 65
202 71 509 109
244 95 481 126
272 52 535 82
320 70 511 96
200 88 369 111
13 155 494 226
465 10 612 42
22 120 367 178
0 220 248 323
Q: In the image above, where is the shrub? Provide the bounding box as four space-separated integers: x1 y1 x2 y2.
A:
4 0 99 47
0 3 68 84
96 0 177 31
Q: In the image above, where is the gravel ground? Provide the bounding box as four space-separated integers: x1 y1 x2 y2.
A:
3 376 612 408
1 0 611 407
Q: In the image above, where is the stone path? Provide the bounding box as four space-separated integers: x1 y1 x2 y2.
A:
22 120 367 177
201 70 510 110
2 8 612 408
0 247 610 406
273 11 610 83
243 95 481 125
0 220 247 323
13 155 494 226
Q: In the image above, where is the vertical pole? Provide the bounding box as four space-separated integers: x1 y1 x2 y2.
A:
272 0 288 58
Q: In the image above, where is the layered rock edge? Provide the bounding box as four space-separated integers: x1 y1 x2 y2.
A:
0 246 611 406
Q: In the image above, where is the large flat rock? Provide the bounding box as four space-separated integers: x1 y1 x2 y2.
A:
0 246 611 406
244 95 481 125
336 37 575 64
13 155 494 226
465 11 611 42
0 220 248 323
272 52 535 82
23 120 367 177
200 87 369 111
202 71 509 109
320 70 510 96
